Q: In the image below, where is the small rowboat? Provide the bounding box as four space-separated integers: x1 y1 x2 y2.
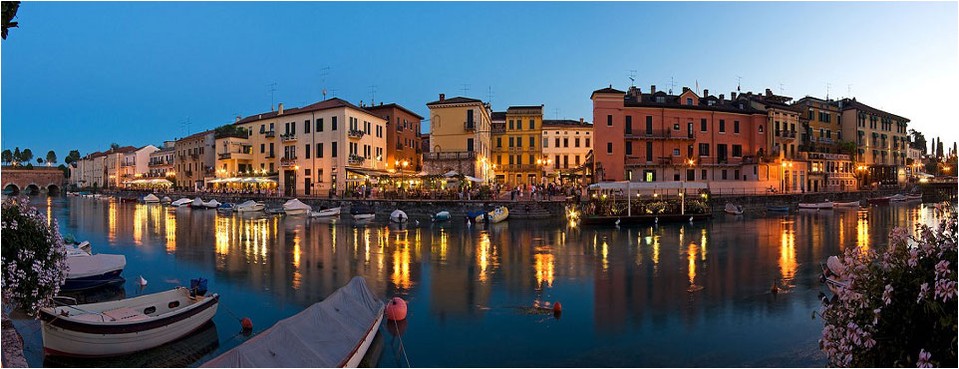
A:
311 207 341 218
766 205 790 212
833 201 861 208
390 209 408 223
867 196 891 205
142 194 160 204
724 203 744 215
40 287 219 357
798 201 833 210
351 205 375 221
62 252 127 291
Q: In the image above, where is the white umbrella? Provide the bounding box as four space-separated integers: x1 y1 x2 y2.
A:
443 170 460 177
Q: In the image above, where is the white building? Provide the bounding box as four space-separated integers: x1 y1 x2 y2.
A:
542 119 593 182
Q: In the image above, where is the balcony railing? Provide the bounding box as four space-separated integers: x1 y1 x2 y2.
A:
265 131 276 138
348 129 366 139
395 142 404 150
464 122 475 131
266 153 276 159
625 130 695 140
348 154 366 165
281 133 297 142
777 130 797 139
280 156 297 167
424 151 476 161
500 164 541 172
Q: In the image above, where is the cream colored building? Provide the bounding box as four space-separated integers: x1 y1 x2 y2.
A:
119 145 159 186
148 141 176 178
227 98 388 196
542 119 592 181
839 98 909 186
174 130 216 190
423 94 493 181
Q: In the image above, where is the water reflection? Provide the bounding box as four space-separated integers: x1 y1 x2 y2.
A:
22 197 951 368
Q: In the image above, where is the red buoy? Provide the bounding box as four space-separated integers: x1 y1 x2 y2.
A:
552 301 563 319
241 317 253 331
385 297 408 321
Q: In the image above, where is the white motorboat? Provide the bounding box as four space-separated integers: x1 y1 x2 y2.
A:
798 201 833 210
432 211 452 222
40 287 219 357
63 252 126 291
724 203 744 215
833 201 861 208
170 198 193 207
160 196 172 204
351 205 375 221
190 198 206 208
142 194 160 204
475 206 509 223
235 200 265 213
201 199 221 209
390 209 408 223
201 277 382 368
64 241 92 257
283 198 312 216
310 207 341 218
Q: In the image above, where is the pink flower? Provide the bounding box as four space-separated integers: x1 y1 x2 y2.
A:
917 349 932 368
934 279 955 302
935 260 951 278
882 284 894 305
908 248 920 267
918 282 930 303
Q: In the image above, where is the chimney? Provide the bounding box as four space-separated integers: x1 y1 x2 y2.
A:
580 118 584 123
765 88 773 97
719 94 724 101
682 86 690 93
258 114 262 119
703 89 709 97
650 85 656 94
439 93 445 101
731 92 737 100
235 115 241 123
277 103 284 115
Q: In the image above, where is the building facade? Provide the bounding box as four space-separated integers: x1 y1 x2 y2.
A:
592 85 778 193
363 103 424 174
542 119 593 182
148 141 176 178
838 98 910 187
174 130 216 190
492 105 544 185
119 145 159 186
803 151 855 192
424 94 493 181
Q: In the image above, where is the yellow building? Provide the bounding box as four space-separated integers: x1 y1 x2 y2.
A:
838 97 910 187
424 94 493 181
492 105 544 185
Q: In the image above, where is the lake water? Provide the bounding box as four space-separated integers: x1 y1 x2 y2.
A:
11 196 948 367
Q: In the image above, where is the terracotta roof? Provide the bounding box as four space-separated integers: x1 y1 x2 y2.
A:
839 98 909 122
590 86 627 99
363 102 425 120
622 90 767 115
176 129 215 142
425 96 483 106
233 98 381 125
543 119 593 128
491 111 506 121
507 105 544 113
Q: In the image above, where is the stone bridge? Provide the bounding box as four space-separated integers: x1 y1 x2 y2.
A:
1 166 65 195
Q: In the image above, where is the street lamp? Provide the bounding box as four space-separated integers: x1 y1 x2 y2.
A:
681 158 695 215
781 161 793 193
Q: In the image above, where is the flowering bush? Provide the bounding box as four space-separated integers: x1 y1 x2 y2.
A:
819 215 957 367
1 196 68 315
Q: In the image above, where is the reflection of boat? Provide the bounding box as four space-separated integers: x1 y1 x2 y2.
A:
867 196 891 205
40 287 220 357
142 194 160 204
431 211 451 222
44 321 220 368
202 277 383 368
55 280 126 305
217 203 235 213
170 198 192 207
390 210 408 223
581 213 710 225
798 201 833 210
235 200 265 213
766 205 790 213
475 206 509 223
283 198 312 216
820 256 849 295
63 253 127 291
833 201 861 208
724 203 744 215
351 205 375 221
311 207 341 218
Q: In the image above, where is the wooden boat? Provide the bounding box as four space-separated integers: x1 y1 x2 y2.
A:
170 198 193 207
390 209 408 223
142 194 160 204
311 207 341 218
283 199 312 216
43 321 220 368
724 203 744 215
63 253 127 291
201 277 382 368
235 200 265 213
431 211 452 222
766 205 790 212
475 206 509 223
833 201 861 208
867 196 891 205
798 201 833 210
40 287 219 357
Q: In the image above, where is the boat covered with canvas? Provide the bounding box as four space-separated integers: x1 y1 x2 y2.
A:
311 207 341 218
724 203 744 215
171 198 193 207
431 211 452 222
283 199 312 216
819 256 849 295
475 206 509 223
62 252 127 291
202 199 221 209
201 277 383 368
142 194 160 204
40 284 219 357
798 201 833 210
833 200 861 208
390 210 408 223
235 200 265 213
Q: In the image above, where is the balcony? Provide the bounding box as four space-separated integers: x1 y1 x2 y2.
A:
218 151 252 161
348 129 366 139
348 154 366 165
625 130 695 140
281 133 297 142
266 152 276 159
777 130 797 140
501 164 541 172
280 156 297 167
424 151 476 161
120 161 135 167
265 130 276 138
464 121 476 131
395 142 404 150
190 153 200 159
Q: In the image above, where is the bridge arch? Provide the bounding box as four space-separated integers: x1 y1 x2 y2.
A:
46 184 61 196
3 183 20 195
24 183 41 196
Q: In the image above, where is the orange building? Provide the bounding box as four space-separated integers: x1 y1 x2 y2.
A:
363 103 424 173
592 85 777 193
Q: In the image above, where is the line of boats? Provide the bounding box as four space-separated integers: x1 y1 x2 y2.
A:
722 193 924 214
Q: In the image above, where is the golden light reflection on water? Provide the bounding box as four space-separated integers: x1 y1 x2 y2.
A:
700 228 708 261
779 222 797 281
857 212 870 251
687 242 703 292
292 231 301 290
392 232 412 290
133 204 145 245
108 200 117 242
164 210 176 253
215 215 275 266
477 233 494 282
601 240 609 272
534 251 554 289
46 197 52 226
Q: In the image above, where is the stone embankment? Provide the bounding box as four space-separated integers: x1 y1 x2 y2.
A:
1 313 27 368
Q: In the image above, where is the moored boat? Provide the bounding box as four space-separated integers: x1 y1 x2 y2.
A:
475 206 509 223
390 209 408 223
819 256 849 295
283 199 312 216
190 198 205 208
201 199 221 209
142 194 160 204
40 286 219 357
798 201 833 210
310 207 341 218
351 205 375 221
160 196 172 204
63 253 127 291
724 203 744 215
833 200 861 208
200 277 382 368
867 196 891 205
170 198 193 207
431 211 452 222
235 200 265 213
217 203 235 213
766 205 790 212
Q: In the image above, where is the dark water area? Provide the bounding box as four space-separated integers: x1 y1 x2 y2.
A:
10 196 950 367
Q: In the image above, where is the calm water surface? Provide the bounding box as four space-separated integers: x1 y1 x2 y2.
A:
12 197 948 367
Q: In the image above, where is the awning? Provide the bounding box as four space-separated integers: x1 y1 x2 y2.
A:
346 167 396 177
588 181 708 193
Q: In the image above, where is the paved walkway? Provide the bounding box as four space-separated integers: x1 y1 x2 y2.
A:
1 313 27 368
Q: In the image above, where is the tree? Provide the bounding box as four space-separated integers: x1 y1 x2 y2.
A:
20 148 33 164
1 1 19 40
214 124 250 139
36 158 43 165
57 164 70 178
64 150 80 166
1 196 69 315
1 149 11 165
12 147 21 164
908 129 927 153
110 143 120 151
46 150 56 165
936 140 944 159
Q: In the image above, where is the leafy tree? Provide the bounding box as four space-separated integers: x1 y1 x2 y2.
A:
36 158 43 165
110 143 120 151
1 1 19 40
908 129 927 153
937 140 944 159
1 196 69 315
57 164 70 178
46 150 56 165
214 124 250 139
20 148 33 164
64 150 80 165
1 149 11 165
13 147 21 164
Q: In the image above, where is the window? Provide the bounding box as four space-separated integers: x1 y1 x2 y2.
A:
734 120 740 133
509 137 514 147
331 142 337 157
317 143 323 158
332 116 338 131
699 143 710 156
543 138 548 148
529 119 535 130
563 138 568 147
260 124 265 133
305 120 311 133
467 138 474 152
529 137 535 148
517 137 522 148
555 138 560 147
732 144 742 157
509 120 514 130
607 115 613 126
497 137 502 148
701 119 707 132
292 121 296 135
646 142 653 161
686 98 693 105
625 116 632 134
646 116 653 134
759 125 764 133
719 119 726 133
673 124 680 130
734 170 740 180
305 144 311 159
625 142 633 156
701 169 707 180
575 138 580 147
721 169 728 180
316 118 323 132
673 148 680 156
509 155 514 165
585 138 590 147
575 156 581 165
260 144 265 154
606 142 613 154
687 169 694 181
563 155 569 168
529 154 535 164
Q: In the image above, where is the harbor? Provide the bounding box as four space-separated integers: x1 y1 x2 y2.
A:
5 195 953 367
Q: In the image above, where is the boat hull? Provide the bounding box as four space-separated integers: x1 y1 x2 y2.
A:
62 270 125 291
798 203 834 209
342 309 384 368
766 206 790 212
40 295 219 358
353 214 375 221
235 204 264 212
312 207 341 218
285 209 309 216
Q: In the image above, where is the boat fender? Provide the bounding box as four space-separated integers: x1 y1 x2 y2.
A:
386 297 408 321
241 317 253 332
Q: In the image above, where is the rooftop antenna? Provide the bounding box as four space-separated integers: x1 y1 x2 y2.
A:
320 66 330 100
826 82 831 100
668 76 676 94
553 107 560 120
847 84 852 98
628 69 637 87
779 82 785 94
736 76 742 92
368 84 378 105
180 117 192 136
486 85 494 104
267 82 278 111
329 87 336 97
460 83 471 96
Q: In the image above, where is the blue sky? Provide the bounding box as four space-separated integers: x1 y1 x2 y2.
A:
2 1 957 159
